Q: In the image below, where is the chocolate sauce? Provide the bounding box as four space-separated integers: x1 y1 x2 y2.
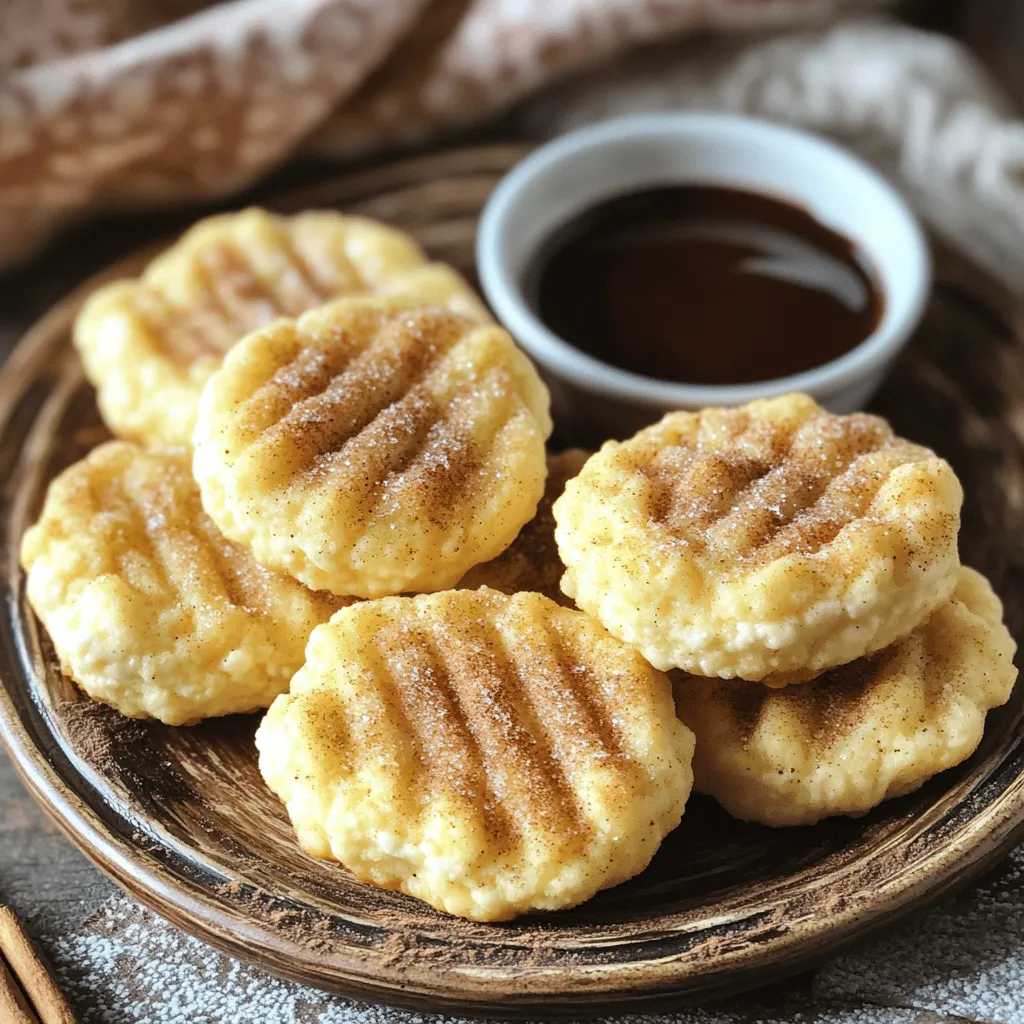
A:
528 185 883 385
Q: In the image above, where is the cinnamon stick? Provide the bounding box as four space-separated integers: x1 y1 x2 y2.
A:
0 954 39 1024
0 907 77 1024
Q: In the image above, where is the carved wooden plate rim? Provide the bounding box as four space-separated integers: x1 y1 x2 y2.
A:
1 144 1024 1017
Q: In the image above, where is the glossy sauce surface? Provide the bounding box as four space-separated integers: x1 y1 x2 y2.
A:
528 186 884 386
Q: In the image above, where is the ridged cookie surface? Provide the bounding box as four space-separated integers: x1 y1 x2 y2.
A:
555 394 963 680
193 297 552 597
256 588 695 921
74 208 488 446
20 443 343 725
674 567 1017 826
457 449 590 604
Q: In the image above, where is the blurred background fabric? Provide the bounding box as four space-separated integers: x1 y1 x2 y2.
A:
0 0 1021 279
0 0 888 268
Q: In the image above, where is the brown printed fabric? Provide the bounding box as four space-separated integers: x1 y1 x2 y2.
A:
0 0 882 269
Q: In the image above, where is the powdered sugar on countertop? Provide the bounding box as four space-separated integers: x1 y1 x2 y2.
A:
44 840 1024 1024
815 841 1024 1022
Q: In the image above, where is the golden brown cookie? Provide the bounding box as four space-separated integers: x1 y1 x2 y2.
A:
256 588 695 921
673 567 1017 826
193 296 552 598
555 394 962 681
74 208 488 446
20 443 343 725
457 449 590 604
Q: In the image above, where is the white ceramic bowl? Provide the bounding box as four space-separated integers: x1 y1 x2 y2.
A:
476 113 931 441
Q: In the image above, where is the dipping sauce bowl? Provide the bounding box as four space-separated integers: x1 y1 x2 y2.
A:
476 113 931 441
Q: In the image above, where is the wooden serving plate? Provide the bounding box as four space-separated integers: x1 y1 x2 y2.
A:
2 144 1024 1017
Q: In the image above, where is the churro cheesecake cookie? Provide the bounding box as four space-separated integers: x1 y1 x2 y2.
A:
74 207 488 446
674 567 1017 826
555 393 962 680
193 296 551 598
21 443 343 725
256 588 695 921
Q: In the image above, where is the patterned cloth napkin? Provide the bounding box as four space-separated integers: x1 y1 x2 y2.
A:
0 0 879 269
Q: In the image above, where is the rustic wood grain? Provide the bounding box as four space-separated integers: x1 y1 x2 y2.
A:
0 755 111 938
1 144 1024 1018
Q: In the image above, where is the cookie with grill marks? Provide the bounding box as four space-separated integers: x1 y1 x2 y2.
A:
74 208 489 447
20 443 344 725
193 297 552 598
256 588 695 921
674 567 1017 826
457 449 590 604
554 394 963 681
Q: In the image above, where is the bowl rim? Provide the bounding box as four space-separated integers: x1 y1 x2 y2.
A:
476 112 932 407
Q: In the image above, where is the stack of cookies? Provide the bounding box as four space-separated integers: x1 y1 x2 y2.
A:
21 208 695 922
19 208 1016 923
553 394 1018 827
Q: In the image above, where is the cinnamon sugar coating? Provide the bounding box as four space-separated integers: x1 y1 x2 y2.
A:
74 207 489 446
555 394 963 680
193 297 552 597
256 588 695 921
457 449 590 604
674 567 1017 826
20 443 343 725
